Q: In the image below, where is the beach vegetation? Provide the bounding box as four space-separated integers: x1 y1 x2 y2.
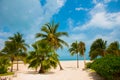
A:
107 41 120 56
79 41 86 65
27 40 58 73
69 41 86 68
1 32 28 72
35 21 68 70
90 55 120 80
89 38 107 60
0 57 10 74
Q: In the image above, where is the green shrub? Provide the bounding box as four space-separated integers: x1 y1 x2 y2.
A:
85 62 92 69
0 57 10 74
90 55 120 80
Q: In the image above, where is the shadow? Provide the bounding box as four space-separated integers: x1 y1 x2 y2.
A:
65 67 79 70
43 72 55 75
24 71 38 74
86 69 105 80
24 71 55 75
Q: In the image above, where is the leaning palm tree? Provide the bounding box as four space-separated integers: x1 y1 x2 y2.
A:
69 41 81 68
79 41 86 65
36 21 68 70
89 38 107 60
107 41 120 56
27 40 58 73
8 32 28 71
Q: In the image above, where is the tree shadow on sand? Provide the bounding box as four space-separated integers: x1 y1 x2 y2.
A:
24 71 55 75
87 70 105 80
65 67 78 70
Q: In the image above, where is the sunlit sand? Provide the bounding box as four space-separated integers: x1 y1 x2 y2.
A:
12 60 103 80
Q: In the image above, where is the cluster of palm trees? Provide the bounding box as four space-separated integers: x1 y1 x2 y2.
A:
1 21 119 74
69 41 86 68
89 38 120 60
1 32 28 72
0 21 70 73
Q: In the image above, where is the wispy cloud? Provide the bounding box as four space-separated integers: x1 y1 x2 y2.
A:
75 7 89 11
74 2 120 31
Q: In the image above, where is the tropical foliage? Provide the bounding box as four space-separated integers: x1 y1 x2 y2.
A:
0 57 10 74
27 40 58 73
1 32 28 72
107 41 120 56
90 55 120 80
79 41 86 65
35 21 68 70
69 41 86 68
89 38 107 60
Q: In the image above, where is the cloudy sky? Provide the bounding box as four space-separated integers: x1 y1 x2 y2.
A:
0 0 120 60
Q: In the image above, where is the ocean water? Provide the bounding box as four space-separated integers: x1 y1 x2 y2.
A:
59 55 90 61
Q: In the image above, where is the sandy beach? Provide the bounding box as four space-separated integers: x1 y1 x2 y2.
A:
12 60 103 80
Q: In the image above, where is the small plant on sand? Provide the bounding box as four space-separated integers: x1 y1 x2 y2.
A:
27 40 58 73
0 57 10 74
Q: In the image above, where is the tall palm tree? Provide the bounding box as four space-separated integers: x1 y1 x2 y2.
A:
79 41 86 65
36 21 68 70
89 38 107 60
69 41 81 68
107 41 120 56
8 32 28 71
27 40 58 73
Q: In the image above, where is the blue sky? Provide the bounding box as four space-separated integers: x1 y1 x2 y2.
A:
0 0 120 60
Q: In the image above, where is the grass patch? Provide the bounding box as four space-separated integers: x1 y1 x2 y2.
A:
0 72 14 76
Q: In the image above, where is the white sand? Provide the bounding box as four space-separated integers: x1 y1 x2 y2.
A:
12 60 103 80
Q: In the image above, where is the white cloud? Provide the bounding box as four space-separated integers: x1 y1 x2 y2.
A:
0 32 12 38
75 7 88 11
0 0 66 50
73 3 120 31
67 18 74 30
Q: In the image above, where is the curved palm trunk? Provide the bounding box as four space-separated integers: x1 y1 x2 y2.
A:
58 60 63 70
77 53 79 68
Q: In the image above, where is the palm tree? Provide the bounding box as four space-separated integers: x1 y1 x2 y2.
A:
79 41 86 65
69 41 81 68
89 38 107 60
8 32 28 71
27 40 58 73
107 41 120 56
36 21 68 70
2 41 17 72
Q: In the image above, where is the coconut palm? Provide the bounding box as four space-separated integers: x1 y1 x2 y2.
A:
8 32 28 71
89 38 107 60
69 41 81 68
27 40 58 73
36 21 68 70
79 41 86 65
107 41 120 56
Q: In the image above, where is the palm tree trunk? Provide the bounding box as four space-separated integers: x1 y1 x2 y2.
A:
17 59 19 71
58 60 63 70
77 53 79 68
11 60 13 72
39 62 45 73
84 54 86 66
